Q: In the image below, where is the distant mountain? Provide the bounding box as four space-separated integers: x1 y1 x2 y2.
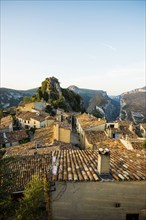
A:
68 85 106 109
0 87 37 109
1 82 145 124
119 87 146 123
68 85 120 121
68 85 146 123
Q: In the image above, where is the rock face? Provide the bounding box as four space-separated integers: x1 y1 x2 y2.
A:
68 85 146 123
68 86 120 121
36 77 83 112
0 88 37 109
119 87 146 123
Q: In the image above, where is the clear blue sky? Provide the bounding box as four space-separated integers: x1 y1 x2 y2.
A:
1 0 145 95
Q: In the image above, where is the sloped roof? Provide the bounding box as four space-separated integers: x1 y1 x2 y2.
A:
76 113 106 129
54 122 71 130
93 139 126 150
33 126 54 146
4 141 59 157
52 149 146 182
16 111 49 122
0 130 29 144
0 115 13 129
6 148 146 192
85 130 108 144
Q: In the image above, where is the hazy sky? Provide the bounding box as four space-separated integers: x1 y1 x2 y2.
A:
1 0 145 95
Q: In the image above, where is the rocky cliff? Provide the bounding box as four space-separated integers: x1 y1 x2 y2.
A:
119 87 146 123
68 85 120 121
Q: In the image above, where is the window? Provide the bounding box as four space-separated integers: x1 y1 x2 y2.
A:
126 214 139 220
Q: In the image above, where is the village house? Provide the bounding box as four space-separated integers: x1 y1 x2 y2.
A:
45 116 56 127
106 121 136 139
116 120 137 139
84 130 108 149
16 111 49 129
0 115 13 133
106 122 122 138
76 113 106 149
0 130 29 148
53 122 71 143
51 148 146 220
17 101 47 112
55 108 72 124
4 125 76 157
4 148 146 220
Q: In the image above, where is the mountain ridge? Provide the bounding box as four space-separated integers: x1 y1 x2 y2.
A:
0 83 145 123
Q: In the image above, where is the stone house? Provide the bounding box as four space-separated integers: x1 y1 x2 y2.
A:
76 113 106 149
0 115 13 133
84 130 108 149
0 130 29 148
53 122 71 143
17 101 46 112
55 108 72 124
6 148 146 220
51 148 146 220
16 111 49 129
106 121 137 140
106 122 122 138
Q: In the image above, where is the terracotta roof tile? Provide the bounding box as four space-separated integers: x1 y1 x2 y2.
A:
85 130 108 144
0 115 13 129
0 130 29 144
5 148 146 192
76 113 106 129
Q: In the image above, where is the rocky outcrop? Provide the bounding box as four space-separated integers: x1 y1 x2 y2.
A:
119 87 146 123
68 85 120 121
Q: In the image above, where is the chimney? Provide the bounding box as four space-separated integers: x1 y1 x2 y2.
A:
98 148 110 175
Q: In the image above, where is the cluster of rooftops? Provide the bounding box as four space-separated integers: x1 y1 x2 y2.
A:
7 148 146 192
0 104 146 193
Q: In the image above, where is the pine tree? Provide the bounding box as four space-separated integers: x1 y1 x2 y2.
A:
16 175 49 220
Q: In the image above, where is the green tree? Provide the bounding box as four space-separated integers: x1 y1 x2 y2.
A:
16 175 48 220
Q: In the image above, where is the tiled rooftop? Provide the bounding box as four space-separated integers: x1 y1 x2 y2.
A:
85 130 108 144
8 154 51 192
76 113 106 129
4 141 59 157
0 115 13 129
16 111 49 122
52 149 146 182
93 139 126 150
33 126 54 146
131 141 143 150
54 122 71 129
0 130 29 144
4 148 146 192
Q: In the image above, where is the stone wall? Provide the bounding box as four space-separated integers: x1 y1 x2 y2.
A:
52 181 146 220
